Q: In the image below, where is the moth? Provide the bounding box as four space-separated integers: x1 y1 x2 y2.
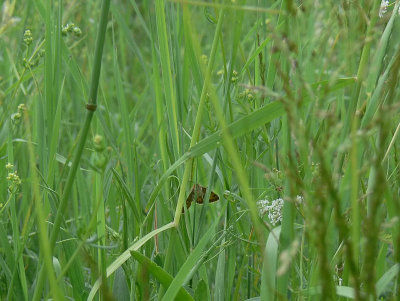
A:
182 184 219 212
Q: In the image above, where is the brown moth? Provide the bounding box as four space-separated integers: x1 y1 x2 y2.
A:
182 184 219 212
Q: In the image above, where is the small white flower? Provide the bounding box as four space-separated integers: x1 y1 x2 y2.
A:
296 195 304 203
379 0 389 18
257 198 284 226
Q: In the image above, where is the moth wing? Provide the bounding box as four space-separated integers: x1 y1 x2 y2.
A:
209 191 219 203
196 195 204 204
182 188 196 213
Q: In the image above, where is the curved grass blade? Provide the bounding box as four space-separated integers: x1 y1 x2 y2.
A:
376 263 399 297
302 286 355 299
88 222 176 301
260 226 281 299
161 207 224 301
130 250 194 301
111 168 141 221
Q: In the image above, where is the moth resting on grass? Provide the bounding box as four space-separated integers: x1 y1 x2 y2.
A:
182 184 219 213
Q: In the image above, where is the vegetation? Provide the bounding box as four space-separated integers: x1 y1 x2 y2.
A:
1 0 400 300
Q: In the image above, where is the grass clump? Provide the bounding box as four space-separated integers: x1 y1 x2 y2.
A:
1 0 400 300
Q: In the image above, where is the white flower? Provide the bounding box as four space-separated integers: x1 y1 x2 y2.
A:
296 195 304 203
379 0 389 18
257 198 284 226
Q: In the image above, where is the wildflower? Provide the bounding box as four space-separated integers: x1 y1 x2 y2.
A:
11 112 21 123
11 104 26 125
92 135 108 170
379 0 389 18
5 163 21 191
18 103 26 113
216 69 224 76
93 134 106 152
295 195 304 204
73 26 82 37
62 23 74 36
238 89 255 102
257 197 284 226
7 171 21 186
23 29 33 46
231 70 239 83
62 26 68 36
62 23 82 37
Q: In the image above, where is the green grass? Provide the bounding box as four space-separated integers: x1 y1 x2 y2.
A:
1 0 400 300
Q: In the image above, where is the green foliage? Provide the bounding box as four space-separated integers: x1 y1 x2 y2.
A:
1 0 400 300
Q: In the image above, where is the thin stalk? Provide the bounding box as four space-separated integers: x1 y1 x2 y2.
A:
173 6 225 225
350 114 360 268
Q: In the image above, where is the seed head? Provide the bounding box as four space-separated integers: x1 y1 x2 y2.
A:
23 29 33 46
11 112 21 123
7 171 21 186
93 134 106 152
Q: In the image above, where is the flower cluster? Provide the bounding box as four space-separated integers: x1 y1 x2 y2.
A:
92 134 108 170
21 29 45 69
23 29 33 46
11 103 26 124
238 89 255 102
6 163 21 192
62 23 82 37
7 171 21 186
257 198 284 226
258 195 304 226
231 70 239 83
379 0 389 18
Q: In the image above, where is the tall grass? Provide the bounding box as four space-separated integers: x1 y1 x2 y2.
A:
1 0 400 300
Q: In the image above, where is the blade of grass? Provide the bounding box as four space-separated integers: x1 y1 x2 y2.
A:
261 226 281 299
155 0 180 159
162 208 224 301
130 250 194 301
88 221 176 300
